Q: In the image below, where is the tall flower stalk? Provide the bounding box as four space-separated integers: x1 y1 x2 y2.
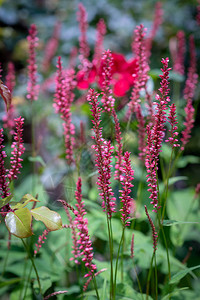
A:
87 88 116 298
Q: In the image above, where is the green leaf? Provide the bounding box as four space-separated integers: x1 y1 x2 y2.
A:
10 194 40 209
169 265 200 284
0 195 13 208
5 207 33 238
28 156 46 167
163 220 199 226
31 206 62 231
168 176 188 186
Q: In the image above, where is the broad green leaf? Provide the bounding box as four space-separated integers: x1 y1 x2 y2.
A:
0 195 13 208
31 206 62 231
169 265 200 284
10 194 40 209
5 207 33 238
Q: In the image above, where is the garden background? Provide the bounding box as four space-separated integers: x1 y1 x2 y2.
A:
0 0 200 299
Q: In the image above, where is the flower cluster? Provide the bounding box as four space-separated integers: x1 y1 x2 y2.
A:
88 89 116 218
8 117 25 181
27 24 39 101
145 58 171 211
119 152 134 226
54 56 76 164
165 103 180 148
42 21 61 72
0 129 10 199
74 177 96 278
173 31 186 76
144 205 158 254
34 229 49 256
181 36 198 151
129 24 149 160
93 18 106 70
100 50 115 113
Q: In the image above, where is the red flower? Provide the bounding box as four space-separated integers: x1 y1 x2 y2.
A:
77 52 137 97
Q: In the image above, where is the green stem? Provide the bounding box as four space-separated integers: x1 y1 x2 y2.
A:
161 150 174 222
22 265 32 300
132 263 144 300
114 227 125 295
92 274 100 300
106 216 114 299
21 239 42 296
146 252 155 300
154 254 158 300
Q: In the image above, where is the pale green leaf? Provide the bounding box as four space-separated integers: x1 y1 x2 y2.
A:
5 207 33 238
10 194 40 209
31 206 62 231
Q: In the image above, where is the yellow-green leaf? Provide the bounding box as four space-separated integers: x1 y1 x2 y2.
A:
0 195 13 208
31 206 62 231
5 207 33 238
10 194 40 209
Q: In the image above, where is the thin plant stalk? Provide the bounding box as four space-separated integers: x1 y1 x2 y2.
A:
92 273 100 300
114 227 125 296
107 216 114 299
21 239 42 296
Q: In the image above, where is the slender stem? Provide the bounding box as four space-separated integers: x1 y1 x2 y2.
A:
21 239 42 296
92 274 100 300
31 101 36 195
22 265 33 300
106 216 114 299
154 254 158 300
133 263 144 300
114 227 125 294
161 150 174 222
146 252 155 300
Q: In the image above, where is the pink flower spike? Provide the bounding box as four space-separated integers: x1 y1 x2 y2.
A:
144 205 158 254
27 24 39 101
129 24 149 113
42 21 61 72
0 129 10 199
196 0 200 26
93 19 106 71
34 229 49 256
77 3 91 74
119 152 134 226
165 103 180 148
74 177 96 278
180 99 195 151
181 36 198 151
146 2 163 60
113 109 123 181
53 56 76 165
174 31 186 76
8 117 25 181
100 49 115 113
87 89 116 218
3 62 16 134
